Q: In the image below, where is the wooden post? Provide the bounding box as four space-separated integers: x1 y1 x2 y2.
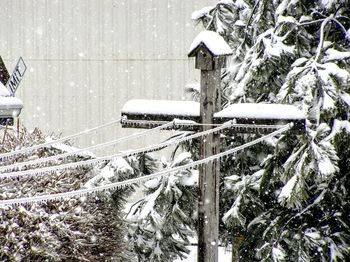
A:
188 31 232 262
231 235 244 262
198 67 221 262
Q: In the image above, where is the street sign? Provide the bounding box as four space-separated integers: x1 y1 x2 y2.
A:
7 57 27 96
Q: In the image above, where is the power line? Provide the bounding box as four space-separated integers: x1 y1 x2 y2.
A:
0 121 287 172
0 121 175 172
0 121 235 180
0 123 292 206
0 118 122 160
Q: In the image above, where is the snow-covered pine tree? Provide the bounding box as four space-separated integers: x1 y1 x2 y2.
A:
0 127 132 261
114 1 350 261
192 0 350 261
126 151 198 262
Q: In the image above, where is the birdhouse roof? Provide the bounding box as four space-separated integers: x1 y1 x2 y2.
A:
0 96 23 118
0 96 23 110
188 30 232 57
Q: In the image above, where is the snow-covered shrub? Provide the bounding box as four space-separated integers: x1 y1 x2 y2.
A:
0 127 131 261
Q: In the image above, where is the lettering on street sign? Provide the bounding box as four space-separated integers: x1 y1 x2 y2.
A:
7 57 27 96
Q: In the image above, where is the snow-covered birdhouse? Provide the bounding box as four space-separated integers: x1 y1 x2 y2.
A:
188 30 232 70
0 82 23 126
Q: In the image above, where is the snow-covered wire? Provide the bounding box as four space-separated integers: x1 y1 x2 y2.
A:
0 118 123 160
0 121 287 173
0 121 235 180
0 123 293 206
0 121 175 172
123 119 221 127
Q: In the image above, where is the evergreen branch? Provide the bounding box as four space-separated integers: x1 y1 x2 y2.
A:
314 15 334 63
311 9 327 19
278 189 327 240
205 8 217 30
312 15 350 64
335 15 350 21
243 0 259 43
330 17 348 35
297 19 325 27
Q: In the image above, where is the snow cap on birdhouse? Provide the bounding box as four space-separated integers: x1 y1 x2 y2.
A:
0 95 23 126
188 30 232 70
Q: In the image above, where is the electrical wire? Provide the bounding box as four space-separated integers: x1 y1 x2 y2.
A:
0 118 122 160
0 121 235 180
0 121 286 172
0 123 293 206
0 121 175 172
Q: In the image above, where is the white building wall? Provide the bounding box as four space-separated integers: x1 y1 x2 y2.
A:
0 0 214 152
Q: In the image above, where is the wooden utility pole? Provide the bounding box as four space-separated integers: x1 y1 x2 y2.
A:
198 66 221 262
188 31 232 262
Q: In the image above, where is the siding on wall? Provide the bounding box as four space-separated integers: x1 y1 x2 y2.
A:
0 0 215 152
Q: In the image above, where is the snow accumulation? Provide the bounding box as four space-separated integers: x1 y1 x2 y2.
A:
275 0 289 16
340 92 350 107
84 157 132 189
346 28 350 41
319 62 350 81
291 57 308 68
122 99 200 117
324 48 350 61
215 103 305 120
272 244 286 261
0 81 10 96
278 174 298 203
234 20 246 27
0 96 23 117
45 138 95 158
191 6 213 20
180 170 198 186
122 100 305 122
173 246 231 262
325 119 350 141
188 30 232 56
0 96 23 109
